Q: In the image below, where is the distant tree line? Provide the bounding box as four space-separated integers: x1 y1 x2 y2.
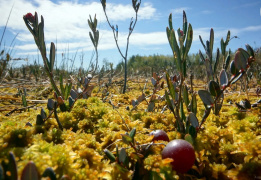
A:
112 47 261 82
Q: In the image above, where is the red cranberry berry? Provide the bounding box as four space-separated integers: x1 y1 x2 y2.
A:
162 139 195 173
150 130 169 142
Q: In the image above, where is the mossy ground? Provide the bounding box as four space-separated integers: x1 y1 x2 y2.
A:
0 79 261 179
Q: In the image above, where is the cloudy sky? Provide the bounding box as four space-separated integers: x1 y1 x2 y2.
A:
0 0 261 68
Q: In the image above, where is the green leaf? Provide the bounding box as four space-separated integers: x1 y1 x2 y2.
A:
148 102 155 112
200 108 211 127
21 161 40 180
94 30 99 47
199 50 205 61
234 48 249 71
42 167 56 180
209 28 214 59
219 69 228 86
184 23 193 61
119 148 129 167
188 112 199 128
167 28 181 71
41 108 47 120
177 28 183 46
1 152 17 180
225 30 230 45
88 19 92 31
208 80 221 97
165 90 174 113
49 42 55 72
38 16 46 57
199 35 206 50
231 73 243 85
198 90 214 106
129 128 136 140
224 50 230 70
182 11 187 38
122 134 132 144
230 60 238 75
94 14 97 30
101 0 106 10
47 99 54 110
180 101 186 122
165 72 176 101
70 89 77 100
104 149 116 162
220 38 225 56
59 103 67 112
64 82 72 100
188 125 197 138
22 95 27 107
183 85 189 109
59 75 65 97
184 134 194 145
168 13 173 30
89 32 95 47
213 48 220 74
69 97 75 108
245 44 254 57
36 114 44 125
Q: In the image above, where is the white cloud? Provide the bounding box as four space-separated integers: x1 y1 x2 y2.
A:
0 0 157 56
1 0 261 59
170 7 191 18
0 0 156 31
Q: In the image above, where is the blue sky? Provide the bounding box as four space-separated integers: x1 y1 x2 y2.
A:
0 0 261 69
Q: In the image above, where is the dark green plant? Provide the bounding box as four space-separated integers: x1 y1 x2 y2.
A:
23 12 62 97
198 28 221 82
198 45 256 126
24 12 99 130
165 11 199 141
0 51 10 80
101 0 141 94
104 128 171 179
21 88 27 107
0 152 70 180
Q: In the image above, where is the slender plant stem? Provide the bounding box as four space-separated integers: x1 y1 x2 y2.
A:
102 1 140 93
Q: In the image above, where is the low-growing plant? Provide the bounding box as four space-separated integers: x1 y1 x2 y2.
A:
165 11 199 141
0 152 71 180
165 10 256 141
23 12 99 129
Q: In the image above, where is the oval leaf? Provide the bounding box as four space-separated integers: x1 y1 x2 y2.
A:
230 60 238 75
183 85 189 108
47 99 54 110
219 69 228 87
21 161 40 180
245 44 254 57
188 125 197 138
198 90 214 106
119 148 128 167
129 128 136 140
36 114 44 125
1 152 17 180
41 108 47 120
208 80 220 97
42 167 56 180
188 112 199 128
104 149 116 162
234 49 248 71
